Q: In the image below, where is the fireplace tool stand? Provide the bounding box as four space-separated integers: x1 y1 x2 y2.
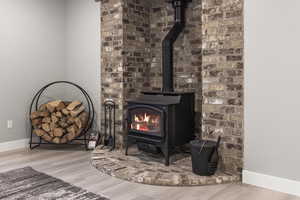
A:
100 100 116 151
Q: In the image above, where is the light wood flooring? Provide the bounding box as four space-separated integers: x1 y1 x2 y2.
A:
0 147 299 200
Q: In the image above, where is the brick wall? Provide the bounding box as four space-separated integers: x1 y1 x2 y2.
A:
201 0 244 173
100 0 125 146
100 0 244 174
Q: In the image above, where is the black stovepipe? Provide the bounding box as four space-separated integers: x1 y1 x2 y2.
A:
162 0 191 92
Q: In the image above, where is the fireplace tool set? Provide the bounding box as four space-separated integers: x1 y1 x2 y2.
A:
100 100 116 151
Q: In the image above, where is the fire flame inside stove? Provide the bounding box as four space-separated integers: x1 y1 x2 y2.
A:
131 113 160 132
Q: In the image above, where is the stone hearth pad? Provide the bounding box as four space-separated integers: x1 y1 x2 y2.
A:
91 146 241 186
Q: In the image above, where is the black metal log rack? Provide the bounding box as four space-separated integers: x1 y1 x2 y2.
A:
29 81 94 150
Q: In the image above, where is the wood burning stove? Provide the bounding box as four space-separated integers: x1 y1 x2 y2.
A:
125 0 195 166
126 92 195 166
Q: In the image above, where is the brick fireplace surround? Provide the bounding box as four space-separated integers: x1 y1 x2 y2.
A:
99 0 243 178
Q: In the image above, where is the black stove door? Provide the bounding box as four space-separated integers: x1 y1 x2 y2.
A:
127 104 164 138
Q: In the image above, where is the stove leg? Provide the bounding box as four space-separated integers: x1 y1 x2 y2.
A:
165 157 170 166
165 151 170 166
161 147 170 166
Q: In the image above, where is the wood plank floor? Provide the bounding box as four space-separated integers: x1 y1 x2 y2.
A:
0 147 299 200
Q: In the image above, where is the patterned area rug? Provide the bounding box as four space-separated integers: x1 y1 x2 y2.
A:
0 167 109 200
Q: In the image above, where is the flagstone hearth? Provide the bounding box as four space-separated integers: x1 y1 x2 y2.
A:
91 146 240 186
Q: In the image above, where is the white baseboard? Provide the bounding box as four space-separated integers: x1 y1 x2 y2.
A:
243 170 300 197
0 138 29 152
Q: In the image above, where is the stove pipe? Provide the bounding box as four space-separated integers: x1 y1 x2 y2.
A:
162 0 191 92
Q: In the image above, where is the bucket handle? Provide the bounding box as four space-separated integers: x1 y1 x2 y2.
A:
208 136 221 163
216 136 221 149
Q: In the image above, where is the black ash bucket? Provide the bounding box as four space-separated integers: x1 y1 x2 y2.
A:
190 137 221 176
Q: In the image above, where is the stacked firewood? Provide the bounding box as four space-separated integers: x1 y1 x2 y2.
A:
30 100 88 144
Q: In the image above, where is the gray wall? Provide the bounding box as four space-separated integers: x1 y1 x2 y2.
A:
245 0 300 181
0 0 65 142
0 0 101 143
65 0 101 130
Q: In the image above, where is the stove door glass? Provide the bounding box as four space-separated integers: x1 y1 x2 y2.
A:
129 106 162 134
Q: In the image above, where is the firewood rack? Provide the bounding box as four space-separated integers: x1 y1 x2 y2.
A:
29 81 94 150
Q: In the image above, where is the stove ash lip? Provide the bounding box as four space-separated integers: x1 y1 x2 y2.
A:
162 0 192 93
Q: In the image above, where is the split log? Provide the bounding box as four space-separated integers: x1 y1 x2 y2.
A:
47 100 63 108
56 102 66 111
46 100 64 112
30 112 40 120
60 136 68 144
67 125 78 136
33 129 46 137
30 111 49 120
39 111 50 118
32 118 42 128
55 111 63 118
60 116 67 123
51 114 59 124
66 125 81 140
67 101 82 111
79 112 88 127
74 118 82 129
66 132 76 141
70 105 85 117
59 121 69 128
62 108 70 115
41 133 52 142
42 117 51 124
42 123 51 132
52 137 61 144
53 128 64 137
48 130 54 137
67 117 75 125
39 104 48 112
46 104 55 113
50 122 58 132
